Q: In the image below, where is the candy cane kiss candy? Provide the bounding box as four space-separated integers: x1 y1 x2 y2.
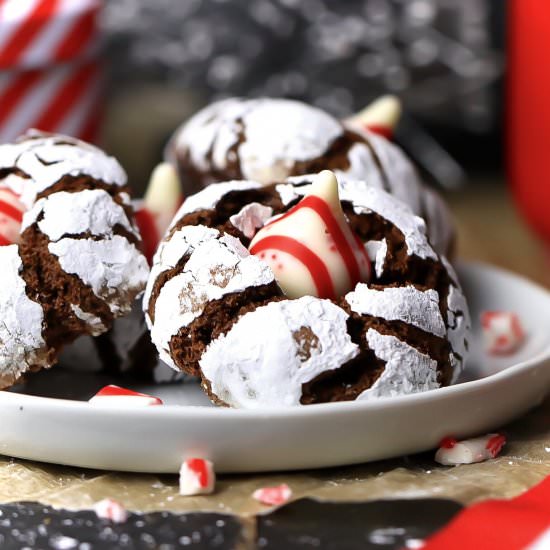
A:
344 95 402 139
249 170 371 299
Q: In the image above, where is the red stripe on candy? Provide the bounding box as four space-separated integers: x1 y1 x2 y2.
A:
0 0 61 68
134 207 160 265
95 385 140 397
365 124 393 139
486 434 506 457
0 70 43 127
0 234 11 246
186 459 209 488
33 61 99 132
94 385 162 404
439 437 457 449
0 198 24 223
52 6 98 62
265 194 365 288
251 235 335 299
299 195 362 286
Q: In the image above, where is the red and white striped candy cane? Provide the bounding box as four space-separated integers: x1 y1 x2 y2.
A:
0 0 103 143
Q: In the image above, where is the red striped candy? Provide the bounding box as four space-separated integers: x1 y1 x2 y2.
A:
0 0 100 69
179 458 216 496
435 433 506 465
249 171 370 299
93 498 128 524
252 484 293 506
88 385 164 407
0 187 25 246
0 0 102 143
481 311 525 355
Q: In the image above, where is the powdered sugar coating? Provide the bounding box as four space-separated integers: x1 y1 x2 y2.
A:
337 135 453 258
364 132 423 214
49 236 149 316
22 189 138 240
238 100 342 182
358 329 439 400
145 226 275 370
200 297 360 408
174 98 343 184
0 132 126 209
70 305 105 336
365 240 387 278
346 285 446 337
346 183 436 261
0 246 49 385
174 98 249 172
333 142 387 191
144 225 220 310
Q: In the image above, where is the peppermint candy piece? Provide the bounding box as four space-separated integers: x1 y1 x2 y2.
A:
93 498 128 523
89 385 163 406
179 458 216 496
252 484 293 506
435 433 506 465
481 311 525 355
230 202 273 239
0 187 26 246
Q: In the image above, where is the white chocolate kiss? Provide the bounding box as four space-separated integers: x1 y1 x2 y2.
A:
345 95 402 134
249 171 370 299
143 162 183 239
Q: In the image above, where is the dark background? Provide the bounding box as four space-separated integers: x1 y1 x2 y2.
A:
100 0 505 188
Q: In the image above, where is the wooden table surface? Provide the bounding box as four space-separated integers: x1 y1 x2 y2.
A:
447 182 549 288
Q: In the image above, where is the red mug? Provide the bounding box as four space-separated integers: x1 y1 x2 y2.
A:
508 0 550 243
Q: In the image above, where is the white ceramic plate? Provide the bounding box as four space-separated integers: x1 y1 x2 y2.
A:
1 262 549 474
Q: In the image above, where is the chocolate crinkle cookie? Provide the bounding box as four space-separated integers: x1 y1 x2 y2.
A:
166 97 454 257
0 131 149 389
143 174 470 409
